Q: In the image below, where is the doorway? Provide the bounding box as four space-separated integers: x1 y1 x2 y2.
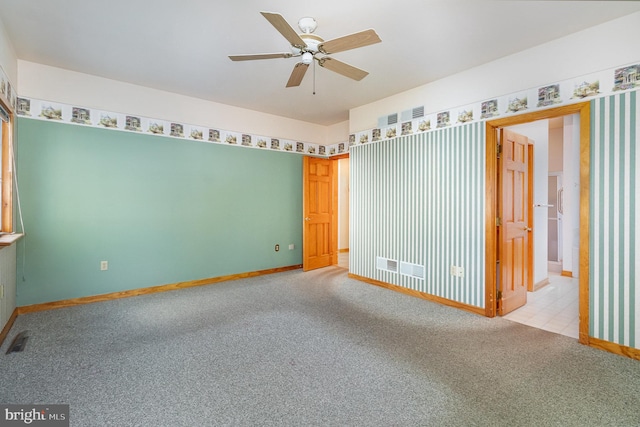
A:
302 154 349 271
337 157 349 269
500 116 580 338
485 102 591 345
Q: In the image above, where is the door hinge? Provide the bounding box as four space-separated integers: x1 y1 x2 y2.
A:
497 142 502 158
496 217 502 227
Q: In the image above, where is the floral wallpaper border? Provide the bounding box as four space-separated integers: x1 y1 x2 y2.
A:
350 61 640 146
15 97 346 157
0 65 17 114
8 61 640 157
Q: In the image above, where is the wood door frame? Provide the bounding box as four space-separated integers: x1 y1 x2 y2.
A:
302 155 343 270
527 144 534 292
485 102 590 345
330 153 349 264
1 99 13 232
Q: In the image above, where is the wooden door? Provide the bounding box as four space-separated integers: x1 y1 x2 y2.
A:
303 156 337 271
498 129 531 315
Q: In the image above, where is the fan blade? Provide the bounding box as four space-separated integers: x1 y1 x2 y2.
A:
286 63 309 87
318 57 368 81
229 53 292 61
318 29 381 54
261 12 306 49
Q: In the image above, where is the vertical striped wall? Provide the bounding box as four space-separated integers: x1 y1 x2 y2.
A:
590 91 639 349
350 122 486 308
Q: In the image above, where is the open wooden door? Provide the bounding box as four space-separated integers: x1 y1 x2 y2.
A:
498 129 531 315
303 156 337 271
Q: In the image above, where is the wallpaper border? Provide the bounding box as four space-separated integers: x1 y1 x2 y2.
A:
351 61 640 146
14 96 346 157
7 60 640 158
0 64 17 113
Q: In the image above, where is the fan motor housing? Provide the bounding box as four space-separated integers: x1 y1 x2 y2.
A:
300 33 323 53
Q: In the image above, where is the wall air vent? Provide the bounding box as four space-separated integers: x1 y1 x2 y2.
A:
399 261 425 279
376 256 398 273
400 106 425 122
378 113 399 129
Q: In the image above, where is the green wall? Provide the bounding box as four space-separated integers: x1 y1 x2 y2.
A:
15 118 303 306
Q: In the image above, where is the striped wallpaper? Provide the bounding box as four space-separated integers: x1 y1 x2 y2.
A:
590 91 639 349
350 122 486 308
351 91 639 352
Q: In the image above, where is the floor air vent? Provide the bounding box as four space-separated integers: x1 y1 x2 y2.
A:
376 256 398 273
400 262 425 279
5 331 29 354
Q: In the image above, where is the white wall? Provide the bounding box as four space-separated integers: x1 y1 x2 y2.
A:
338 158 349 251
0 16 17 86
350 11 640 132
327 121 349 144
506 121 549 287
545 118 581 276
0 245 17 333
548 128 564 173
563 115 580 277
17 61 331 145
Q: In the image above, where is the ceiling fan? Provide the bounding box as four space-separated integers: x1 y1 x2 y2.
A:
229 12 381 88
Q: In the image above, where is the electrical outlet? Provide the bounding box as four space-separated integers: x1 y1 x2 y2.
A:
450 266 464 277
275 244 280 252
100 261 108 271
0 284 4 299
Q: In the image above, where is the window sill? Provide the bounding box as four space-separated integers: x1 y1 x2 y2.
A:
0 233 23 246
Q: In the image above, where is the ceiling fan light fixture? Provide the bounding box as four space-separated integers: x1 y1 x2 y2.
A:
231 12 382 88
301 52 314 65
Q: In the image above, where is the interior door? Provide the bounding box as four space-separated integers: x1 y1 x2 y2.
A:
303 156 337 271
498 129 531 315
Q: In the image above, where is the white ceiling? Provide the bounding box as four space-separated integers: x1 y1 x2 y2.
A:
1 1 639 126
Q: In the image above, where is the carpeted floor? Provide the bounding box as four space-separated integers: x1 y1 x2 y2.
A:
1 266 639 426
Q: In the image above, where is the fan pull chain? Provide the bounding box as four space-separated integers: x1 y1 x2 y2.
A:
313 58 316 95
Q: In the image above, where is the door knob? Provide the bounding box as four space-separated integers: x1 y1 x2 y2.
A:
524 227 532 232
304 217 311 221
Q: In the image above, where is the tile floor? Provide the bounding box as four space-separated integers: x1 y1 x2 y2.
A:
502 273 579 339
335 253 579 339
